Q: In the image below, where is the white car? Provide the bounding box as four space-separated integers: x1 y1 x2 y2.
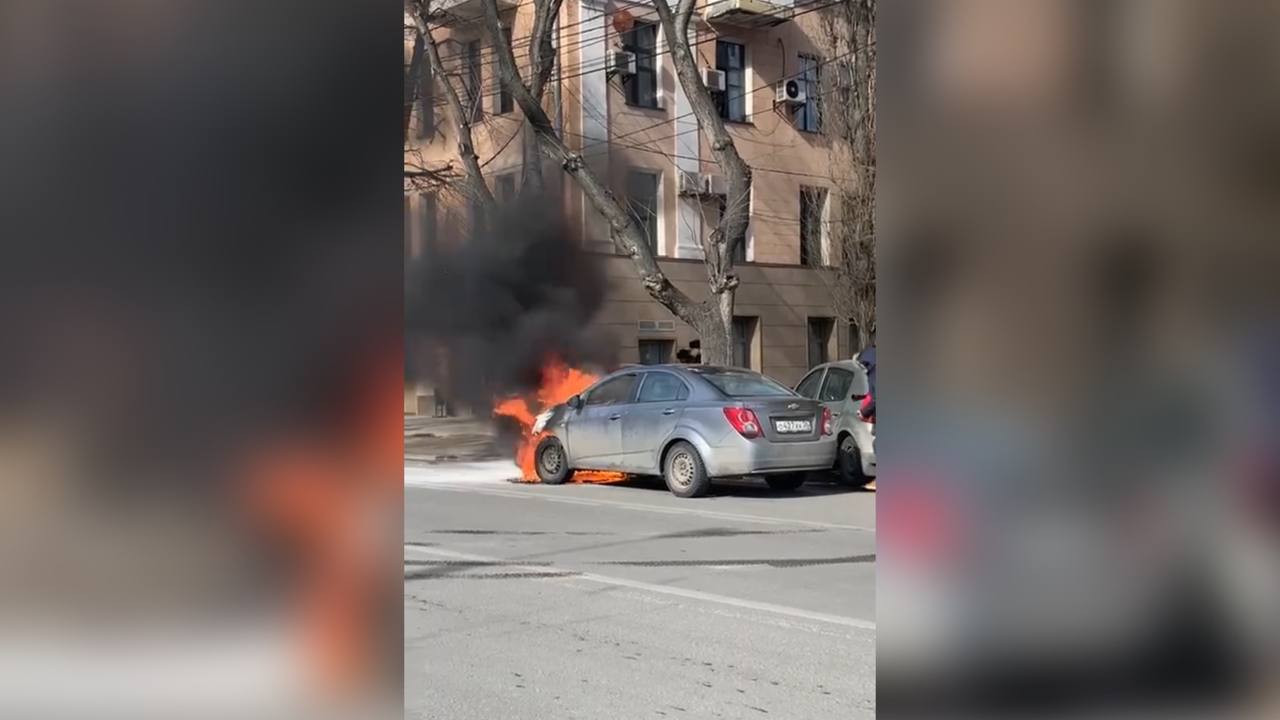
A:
794 360 875 486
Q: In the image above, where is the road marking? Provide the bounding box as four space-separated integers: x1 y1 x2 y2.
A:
405 545 876 632
406 483 874 532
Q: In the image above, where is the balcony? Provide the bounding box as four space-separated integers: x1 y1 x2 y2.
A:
702 0 794 29
430 0 518 23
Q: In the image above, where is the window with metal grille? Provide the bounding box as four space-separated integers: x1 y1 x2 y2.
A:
807 317 834 368
799 186 827 266
622 24 658 109
794 54 821 132
464 40 483 122
638 339 673 365
626 170 660 254
497 28 514 114
715 41 746 122
732 316 758 370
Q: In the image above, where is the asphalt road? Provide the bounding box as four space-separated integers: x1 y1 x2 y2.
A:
405 464 876 720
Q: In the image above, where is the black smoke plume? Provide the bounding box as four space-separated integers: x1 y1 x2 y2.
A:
404 191 616 411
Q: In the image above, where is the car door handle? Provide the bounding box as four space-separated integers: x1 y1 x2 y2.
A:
661 408 676 415
609 413 622 421
832 412 842 417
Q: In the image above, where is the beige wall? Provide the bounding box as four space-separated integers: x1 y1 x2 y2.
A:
405 3 855 411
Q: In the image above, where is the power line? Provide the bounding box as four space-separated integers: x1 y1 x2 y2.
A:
420 46 865 183
417 0 846 111
590 43 863 149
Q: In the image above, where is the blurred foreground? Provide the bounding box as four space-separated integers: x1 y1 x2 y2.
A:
0 2 401 718
878 1 1280 717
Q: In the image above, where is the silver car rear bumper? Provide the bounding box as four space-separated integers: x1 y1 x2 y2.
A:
702 433 838 477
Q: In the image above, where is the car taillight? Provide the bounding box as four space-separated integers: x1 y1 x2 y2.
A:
821 406 833 435
723 407 762 438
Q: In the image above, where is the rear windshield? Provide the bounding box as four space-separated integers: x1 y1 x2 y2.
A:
696 370 795 398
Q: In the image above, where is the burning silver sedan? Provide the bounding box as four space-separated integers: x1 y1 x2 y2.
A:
531 365 838 497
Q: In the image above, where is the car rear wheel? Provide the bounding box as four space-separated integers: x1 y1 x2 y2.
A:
535 437 571 485
765 473 807 492
663 441 710 498
837 435 872 488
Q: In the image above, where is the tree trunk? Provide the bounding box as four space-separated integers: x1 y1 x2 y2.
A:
517 0 566 194
479 0 708 329
404 32 424 142
409 1 495 210
650 0 753 366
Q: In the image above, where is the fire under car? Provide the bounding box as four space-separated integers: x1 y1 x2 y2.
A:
530 365 838 497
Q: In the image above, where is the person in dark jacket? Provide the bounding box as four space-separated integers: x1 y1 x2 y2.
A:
857 344 876 397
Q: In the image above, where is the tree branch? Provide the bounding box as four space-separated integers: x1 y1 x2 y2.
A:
408 0 495 209
479 0 705 326
652 0 750 300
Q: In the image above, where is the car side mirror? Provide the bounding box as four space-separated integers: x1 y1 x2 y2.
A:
567 394 583 410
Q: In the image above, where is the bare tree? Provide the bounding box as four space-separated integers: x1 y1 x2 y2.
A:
406 1 496 212
810 0 876 351
473 0 751 364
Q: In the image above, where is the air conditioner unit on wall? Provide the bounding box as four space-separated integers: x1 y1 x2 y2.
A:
702 67 727 92
775 78 806 105
702 173 726 196
611 50 637 76
677 170 701 196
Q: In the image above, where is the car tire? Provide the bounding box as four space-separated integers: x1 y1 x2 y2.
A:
837 434 872 488
534 436 572 485
765 472 807 492
663 441 710 498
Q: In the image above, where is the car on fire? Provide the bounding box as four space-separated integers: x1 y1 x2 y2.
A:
530 365 838 497
794 359 876 487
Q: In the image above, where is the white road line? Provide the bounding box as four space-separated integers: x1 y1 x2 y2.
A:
406 483 875 532
405 545 877 632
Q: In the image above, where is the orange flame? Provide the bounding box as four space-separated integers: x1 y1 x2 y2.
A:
493 357 627 484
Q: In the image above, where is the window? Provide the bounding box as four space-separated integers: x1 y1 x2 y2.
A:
416 54 435 138
799 186 827 266
626 170 660 253
419 192 437 260
795 369 825 399
819 367 858 402
638 339 673 365
497 28 514 114
731 316 757 370
807 317 834 368
795 54 821 132
638 372 688 402
464 40 483 122
714 40 746 122
585 374 638 406
495 173 517 203
717 196 748 262
693 368 792 397
848 322 861 354
622 23 658 108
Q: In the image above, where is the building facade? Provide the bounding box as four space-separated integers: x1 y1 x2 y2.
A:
405 0 860 414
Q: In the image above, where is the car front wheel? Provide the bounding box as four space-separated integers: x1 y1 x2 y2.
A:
535 436 572 485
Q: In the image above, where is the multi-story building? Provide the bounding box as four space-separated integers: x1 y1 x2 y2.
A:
405 0 860 414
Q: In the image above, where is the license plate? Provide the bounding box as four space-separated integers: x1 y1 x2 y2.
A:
774 419 812 434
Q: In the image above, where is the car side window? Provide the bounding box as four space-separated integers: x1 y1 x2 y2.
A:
819 368 855 402
637 373 688 403
795 369 825 399
585 374 638 406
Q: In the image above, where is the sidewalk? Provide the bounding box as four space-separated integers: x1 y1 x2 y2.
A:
404 414 502 465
